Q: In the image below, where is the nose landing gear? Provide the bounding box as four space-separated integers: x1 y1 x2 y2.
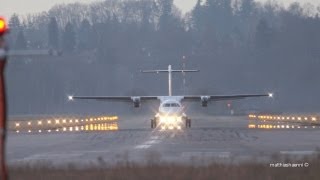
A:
184 117 191 128
151 117 191 129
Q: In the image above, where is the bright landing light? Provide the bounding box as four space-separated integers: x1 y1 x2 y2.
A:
68 95 74 101
268 93 274 98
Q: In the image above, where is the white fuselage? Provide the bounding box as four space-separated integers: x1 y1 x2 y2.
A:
155 97 187 129
157 96 185 117
159 100 184 116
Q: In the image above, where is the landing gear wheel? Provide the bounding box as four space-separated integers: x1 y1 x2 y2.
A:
151 119 155 129
151 118 158 129
185 118 191 128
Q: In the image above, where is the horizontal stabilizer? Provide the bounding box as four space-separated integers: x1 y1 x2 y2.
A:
141 69 199 73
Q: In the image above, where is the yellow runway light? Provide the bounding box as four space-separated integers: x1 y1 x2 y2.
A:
38 121 42 125
15 123 20 127
248 124 256 128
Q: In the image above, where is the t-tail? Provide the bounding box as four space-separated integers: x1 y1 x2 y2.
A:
141 65 199 96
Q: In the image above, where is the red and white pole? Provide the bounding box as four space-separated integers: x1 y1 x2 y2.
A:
0 17 9 180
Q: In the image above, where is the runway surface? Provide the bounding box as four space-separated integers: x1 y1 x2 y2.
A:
6 115 320 165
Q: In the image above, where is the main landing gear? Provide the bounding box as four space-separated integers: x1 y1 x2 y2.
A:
151 118 158 129
185 117 191 128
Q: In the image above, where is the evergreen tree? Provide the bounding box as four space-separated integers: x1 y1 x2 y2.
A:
9 14 21 31
14 30 27 50
158 0 174 31
62 22 76 53
240 0 255 19
191 0 205 31
140 1 152 33
48 17 60 49
255 18 273 49
78 19 92 51
204 0 233 36
8 14 21 46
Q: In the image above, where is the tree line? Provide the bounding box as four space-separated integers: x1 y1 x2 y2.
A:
6 0 320 114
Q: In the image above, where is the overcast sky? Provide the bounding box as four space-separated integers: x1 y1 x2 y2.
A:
1 0 320 19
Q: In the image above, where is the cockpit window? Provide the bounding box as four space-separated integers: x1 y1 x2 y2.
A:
163 103 180 107
171 103 180 107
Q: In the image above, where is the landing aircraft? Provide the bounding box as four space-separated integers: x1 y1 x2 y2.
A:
68 65 273 130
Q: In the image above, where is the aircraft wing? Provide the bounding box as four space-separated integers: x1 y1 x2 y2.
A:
183 93 273 101
69 96 158 101
68 95 160 108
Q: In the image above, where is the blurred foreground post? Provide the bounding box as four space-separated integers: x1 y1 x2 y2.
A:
0 17 8 180
0 17 58 180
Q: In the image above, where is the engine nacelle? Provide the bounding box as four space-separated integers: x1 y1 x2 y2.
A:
131 97 141 108
201 96 210 107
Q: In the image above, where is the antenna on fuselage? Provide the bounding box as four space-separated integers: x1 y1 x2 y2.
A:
141 65 199 96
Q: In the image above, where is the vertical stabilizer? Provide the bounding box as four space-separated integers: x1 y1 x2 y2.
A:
141 65 199 96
